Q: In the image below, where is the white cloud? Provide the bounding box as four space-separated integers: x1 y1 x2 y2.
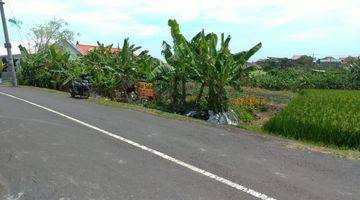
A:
7 0 72 17
63 11 161 36
287 30 330 41
10 0 360 26
80 0 360 25
6 0 360 42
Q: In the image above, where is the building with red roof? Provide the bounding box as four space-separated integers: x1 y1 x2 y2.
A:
76 42 121 56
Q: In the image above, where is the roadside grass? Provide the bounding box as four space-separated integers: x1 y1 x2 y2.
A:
19 85 360 159
86 96 209 125
21 85 208 126
265 89 360 150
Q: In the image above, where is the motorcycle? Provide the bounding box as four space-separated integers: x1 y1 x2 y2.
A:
70 77 90 99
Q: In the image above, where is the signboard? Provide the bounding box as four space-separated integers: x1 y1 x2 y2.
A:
138 82 155 99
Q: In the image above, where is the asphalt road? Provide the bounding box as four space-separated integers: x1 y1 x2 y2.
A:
0 86 359 200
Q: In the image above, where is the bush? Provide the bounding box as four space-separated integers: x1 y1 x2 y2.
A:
230 96 268 123
18 44 76 91
232 107 254 123
264 90 360 149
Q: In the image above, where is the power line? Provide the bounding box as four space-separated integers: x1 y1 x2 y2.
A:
5 0 23 41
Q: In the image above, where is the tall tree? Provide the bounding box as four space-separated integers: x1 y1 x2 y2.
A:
29 18 75 52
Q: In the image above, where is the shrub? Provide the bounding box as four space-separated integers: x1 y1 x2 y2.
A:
18 44 75 91
230 96 268 111
233 107 253 123
264 90 360 149
230 96 268 123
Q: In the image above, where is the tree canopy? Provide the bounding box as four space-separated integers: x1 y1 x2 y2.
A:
29 18 75 52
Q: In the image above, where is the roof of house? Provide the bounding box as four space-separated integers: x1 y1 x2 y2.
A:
291 55 303 60
319 56 341 63
255 58 268 62
320 56 336 60
56 40 83 57
76 43 121 55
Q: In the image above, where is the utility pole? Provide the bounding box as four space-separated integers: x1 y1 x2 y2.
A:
0 0 17 86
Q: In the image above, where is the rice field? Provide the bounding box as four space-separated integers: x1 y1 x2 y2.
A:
264 90 360 149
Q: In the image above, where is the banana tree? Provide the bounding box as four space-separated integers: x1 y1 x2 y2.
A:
113 38 146 102
162 19 262 113
47 44 72 90
19 45 44 86
188 30 216 104
137 52 159 81
150 61 175 103
62 61 88 87
189 31 261 111
206 34 262 113
82 42 118 96
162 19 194 105
19 44 73 90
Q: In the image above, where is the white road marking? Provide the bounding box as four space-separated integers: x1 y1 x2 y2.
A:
5 192 24 200
0 91 277 200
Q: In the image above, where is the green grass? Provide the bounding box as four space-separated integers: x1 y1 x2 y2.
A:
264 89 360 150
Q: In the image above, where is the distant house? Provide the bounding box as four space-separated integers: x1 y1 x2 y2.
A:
291 55 303 60
76 42 121 56
255 58 268 63
318 56 341 67
56 40 84 60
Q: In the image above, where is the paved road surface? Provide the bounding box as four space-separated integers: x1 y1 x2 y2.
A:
0 86 359 200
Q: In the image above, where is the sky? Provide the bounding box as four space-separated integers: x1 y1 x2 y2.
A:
1 0 360 60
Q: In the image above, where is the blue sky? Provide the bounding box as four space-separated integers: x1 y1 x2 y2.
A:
2 0 360 60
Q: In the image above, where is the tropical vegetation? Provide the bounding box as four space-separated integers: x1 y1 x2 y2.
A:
18 19 262 121
264 90 360 149
159 19 262 113
16 18 360 151
243 67 360 91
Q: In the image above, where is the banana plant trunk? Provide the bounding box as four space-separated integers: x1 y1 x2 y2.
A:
181 77 186 104
195 82 205 104
208 83 229 114
124 72 131 103
172 75 179 105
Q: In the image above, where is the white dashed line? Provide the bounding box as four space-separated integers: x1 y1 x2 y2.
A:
0 91 277 200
